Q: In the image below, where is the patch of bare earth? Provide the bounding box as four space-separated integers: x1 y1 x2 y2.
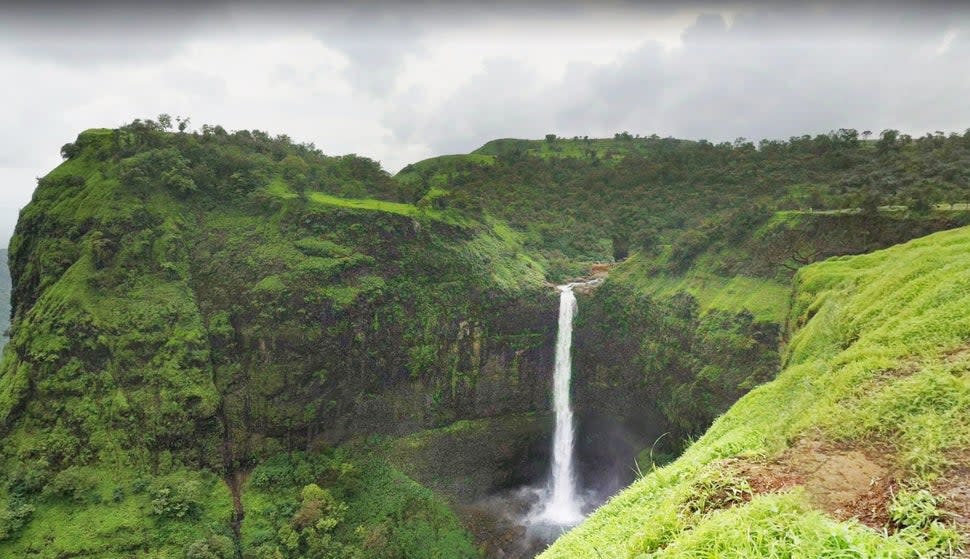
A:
943 345 970 364
935 456 970 546
736 439 897 529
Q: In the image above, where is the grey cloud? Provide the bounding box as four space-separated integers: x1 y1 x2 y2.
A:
384 2 970 158
316 13 428 97
0 2 231 65
384 58 561 154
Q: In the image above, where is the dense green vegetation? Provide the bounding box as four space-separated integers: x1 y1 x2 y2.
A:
402 130 970 275
574 282 781 442
543 226 970 558
241 451 476 559
3 118 970 557
571 208 970 443
0 120 555 557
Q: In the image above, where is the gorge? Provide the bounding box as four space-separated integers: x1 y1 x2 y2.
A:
1 121 970 558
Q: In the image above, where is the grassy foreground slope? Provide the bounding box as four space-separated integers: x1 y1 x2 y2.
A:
544 226 970 558
570 207 970 445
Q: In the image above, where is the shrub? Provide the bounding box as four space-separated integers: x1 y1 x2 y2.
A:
44 466 98 502
6 460 51 498
150 479 202 520
60 142 80 159
0 503 34 541
291 483 346 532
185 535 236 559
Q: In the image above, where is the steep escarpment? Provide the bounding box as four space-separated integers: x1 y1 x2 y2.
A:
396 133 970 468
0 124 553 557
4 122 970 557
543 226 970 558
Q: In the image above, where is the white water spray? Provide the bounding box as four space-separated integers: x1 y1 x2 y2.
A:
535 280 600 525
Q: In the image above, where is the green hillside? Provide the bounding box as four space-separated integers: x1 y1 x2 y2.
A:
543 226 970 558
3 120 970 558
0 123 549 557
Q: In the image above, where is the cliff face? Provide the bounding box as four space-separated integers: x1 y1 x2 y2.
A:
0 126 557 557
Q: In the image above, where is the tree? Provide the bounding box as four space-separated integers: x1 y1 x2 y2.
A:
60 142 80 159
877 129 899 154
157 113 173 130
176 116 191 133
835 128 859 148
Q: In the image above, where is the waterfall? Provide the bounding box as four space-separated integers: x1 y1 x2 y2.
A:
536 280 599 525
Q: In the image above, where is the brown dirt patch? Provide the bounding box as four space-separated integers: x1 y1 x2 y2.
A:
935 458 970 542
944 345 970 364
737 439 897 529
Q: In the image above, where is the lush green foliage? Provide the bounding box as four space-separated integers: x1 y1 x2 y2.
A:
574 281 780 442
397 130 970 276
0 120 556 557
241 451 477 559
5 118 970 557
0 465 233 558
543 226 970 558
571 206 970 445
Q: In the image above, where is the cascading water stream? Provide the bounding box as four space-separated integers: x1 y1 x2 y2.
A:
534 280 600 525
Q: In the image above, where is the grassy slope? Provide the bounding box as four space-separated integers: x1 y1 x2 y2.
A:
543 226 970 558
396 154 497 186
607 253 790 323
606 206 970 325
473 137 681 162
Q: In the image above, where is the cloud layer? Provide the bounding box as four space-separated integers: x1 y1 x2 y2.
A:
1 1 969 245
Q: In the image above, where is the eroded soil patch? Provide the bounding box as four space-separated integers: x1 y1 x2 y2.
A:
935 459 970 543
737 439 897 528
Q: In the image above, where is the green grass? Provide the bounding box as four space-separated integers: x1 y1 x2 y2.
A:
264 176 298 199
542 226 970 559
473 136 687 162
307 189 470 226
308 191 425 217
395 153 496 187
0 467 232 558
462 216 546 291
609 254 790 323
261 175 462 222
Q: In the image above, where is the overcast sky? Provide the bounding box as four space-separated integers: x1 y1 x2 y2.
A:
2 1 970 247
